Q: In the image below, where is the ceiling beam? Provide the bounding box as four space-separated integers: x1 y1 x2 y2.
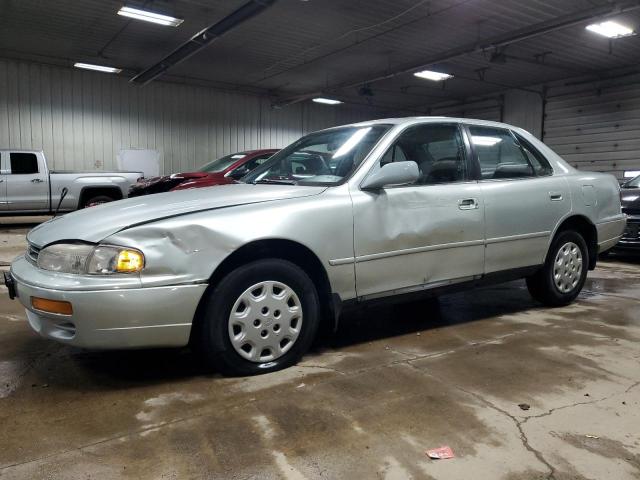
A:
275 0 640 107
131 0 277 85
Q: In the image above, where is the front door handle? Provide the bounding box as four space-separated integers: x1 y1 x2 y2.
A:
549 192 563 201
458 198 479 210
31 178 44 183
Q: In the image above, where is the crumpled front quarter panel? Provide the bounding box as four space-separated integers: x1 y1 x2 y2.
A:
104 186 357 300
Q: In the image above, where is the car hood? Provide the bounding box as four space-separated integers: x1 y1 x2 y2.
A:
28 184 326 247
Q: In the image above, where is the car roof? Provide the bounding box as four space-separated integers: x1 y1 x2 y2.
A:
319 116 524 132
0 148 43 153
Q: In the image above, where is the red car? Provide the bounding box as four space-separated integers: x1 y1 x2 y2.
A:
128 149 278 197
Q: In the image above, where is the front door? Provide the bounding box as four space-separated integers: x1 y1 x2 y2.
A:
467 125 571 273
6 152 49 211
350 123 485 299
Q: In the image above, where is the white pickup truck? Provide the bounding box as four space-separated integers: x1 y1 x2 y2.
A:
0 149 143 214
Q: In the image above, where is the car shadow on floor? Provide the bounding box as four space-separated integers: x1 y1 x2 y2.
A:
60 281 541 385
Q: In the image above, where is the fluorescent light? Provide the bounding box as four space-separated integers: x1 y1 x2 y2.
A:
472 136 502 146
333 128 372 158
74 63 122 74
624 170 640 178
586 21 634 38
414 70 453 81
313 98 343 105
117 6 184 27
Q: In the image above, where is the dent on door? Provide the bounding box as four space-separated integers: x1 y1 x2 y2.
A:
351 183 485 298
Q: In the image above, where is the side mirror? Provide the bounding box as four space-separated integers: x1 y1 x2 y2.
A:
361 161 419 190
228 167 250 180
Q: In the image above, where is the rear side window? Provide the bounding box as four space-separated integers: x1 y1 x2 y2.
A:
513 132 553 176
468 126 534 179
10 153 39 174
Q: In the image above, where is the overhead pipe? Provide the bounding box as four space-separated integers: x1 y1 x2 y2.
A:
275 0 640 107
131 0 277 85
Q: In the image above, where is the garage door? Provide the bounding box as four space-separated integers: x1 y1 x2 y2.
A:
543 74 640 181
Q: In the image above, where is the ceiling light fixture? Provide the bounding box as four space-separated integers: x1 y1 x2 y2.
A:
74 63 122 74
117 6 184 27
472 136 502 147
586 20 634 38
414 70 453 81
312 98 343 105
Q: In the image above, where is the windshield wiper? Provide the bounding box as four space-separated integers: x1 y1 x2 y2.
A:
253 178 297 185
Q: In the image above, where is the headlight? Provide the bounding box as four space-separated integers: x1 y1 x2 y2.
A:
36 243 144 274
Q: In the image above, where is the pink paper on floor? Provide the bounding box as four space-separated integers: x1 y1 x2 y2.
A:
426 446 455 460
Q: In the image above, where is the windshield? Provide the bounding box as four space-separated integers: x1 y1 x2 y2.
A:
624 175 640 188
243 125 392 185
198 153 247 173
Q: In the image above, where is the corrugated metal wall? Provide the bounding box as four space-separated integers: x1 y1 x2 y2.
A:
503 90 543 139
543 73 640 180
0 58 388 174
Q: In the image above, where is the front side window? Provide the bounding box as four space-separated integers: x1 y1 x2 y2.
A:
243 125 392 185
381 123 468 185
468 126 535 180
240 154 272 172
10 153 39 174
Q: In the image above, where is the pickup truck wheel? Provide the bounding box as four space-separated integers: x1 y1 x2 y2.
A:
82 194 115 208
526 230 589 307
194 259 320 376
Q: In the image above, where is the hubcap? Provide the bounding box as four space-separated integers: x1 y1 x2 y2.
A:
553 241 583 294
228 281 303 363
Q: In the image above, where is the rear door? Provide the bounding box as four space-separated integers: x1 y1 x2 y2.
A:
467 125 570 273
6 152 49 211
0 152 8 211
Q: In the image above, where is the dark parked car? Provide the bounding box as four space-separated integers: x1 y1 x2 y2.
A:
617 174 640 250
128 149 278 197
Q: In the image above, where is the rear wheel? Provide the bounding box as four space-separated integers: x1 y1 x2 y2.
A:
82 194 116 208
526 230 589 307
194 259 320 376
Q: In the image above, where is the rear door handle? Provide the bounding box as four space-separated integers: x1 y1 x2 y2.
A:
458 198 479 210
31 178 44 183
549 192 563 201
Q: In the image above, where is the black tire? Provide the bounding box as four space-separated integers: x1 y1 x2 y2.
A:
82 194 116 208
526 230 589 307
194 259 320 376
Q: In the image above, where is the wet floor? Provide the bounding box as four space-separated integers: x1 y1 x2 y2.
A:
0 222 639 479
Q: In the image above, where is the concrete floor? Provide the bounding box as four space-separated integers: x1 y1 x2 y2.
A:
0 219 639 480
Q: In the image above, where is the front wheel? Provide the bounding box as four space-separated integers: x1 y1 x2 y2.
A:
526 230 589 307
194 259 320 376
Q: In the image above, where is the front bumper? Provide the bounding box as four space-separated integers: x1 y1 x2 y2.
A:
615 216 640 250
9 256 208 349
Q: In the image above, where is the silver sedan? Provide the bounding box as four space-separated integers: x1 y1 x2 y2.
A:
7 117 626 375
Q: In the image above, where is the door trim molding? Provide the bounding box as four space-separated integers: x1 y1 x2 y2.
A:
329 238 485 266
329 231 550 266
485 230 550 245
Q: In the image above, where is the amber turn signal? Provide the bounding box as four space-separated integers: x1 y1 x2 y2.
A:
116 249 144 273
31 297 73 315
